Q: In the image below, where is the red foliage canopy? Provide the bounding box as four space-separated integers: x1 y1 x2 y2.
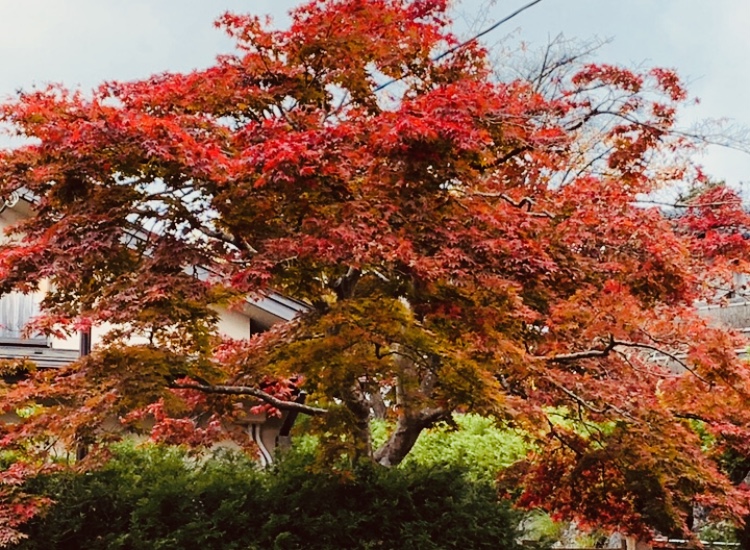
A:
2 0 750 541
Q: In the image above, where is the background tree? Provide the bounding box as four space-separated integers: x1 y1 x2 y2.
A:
2 0 750 541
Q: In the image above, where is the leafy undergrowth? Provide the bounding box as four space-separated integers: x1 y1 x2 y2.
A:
372 414 528 482
11 442 522 550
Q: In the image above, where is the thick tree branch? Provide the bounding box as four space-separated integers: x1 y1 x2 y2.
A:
331 266 361 300
533 336 617 363
170 382 328 416
342 380 375 459
368 389 388 420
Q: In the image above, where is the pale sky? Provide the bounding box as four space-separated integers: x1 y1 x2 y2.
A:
1 0 748 187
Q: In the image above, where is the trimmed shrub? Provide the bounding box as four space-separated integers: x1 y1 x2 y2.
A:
14 444 521 550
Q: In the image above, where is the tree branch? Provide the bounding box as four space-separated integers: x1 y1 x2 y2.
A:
611 339 711 385
533 336 617 363
635 199 744 209
330 266 361 300
672 412 711 423
170 382 328 416
545 378 643 425
471 192 554 218
533 337 711 385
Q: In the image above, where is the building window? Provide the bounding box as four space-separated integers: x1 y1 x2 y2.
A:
0 292 47 346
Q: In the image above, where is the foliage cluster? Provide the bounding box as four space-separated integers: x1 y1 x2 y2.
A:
11 443 521 550
372 414 527 481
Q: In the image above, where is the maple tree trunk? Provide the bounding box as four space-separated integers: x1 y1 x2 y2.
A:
373 407 447 467
352 413 374 459
373 414 425 466
369 391 388 420
344 383 374 459
371 354 447 466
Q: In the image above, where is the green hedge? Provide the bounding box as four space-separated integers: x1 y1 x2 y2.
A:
14 444 521 550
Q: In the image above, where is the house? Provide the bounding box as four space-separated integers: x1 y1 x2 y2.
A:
0 191 308 463
696 274 750 333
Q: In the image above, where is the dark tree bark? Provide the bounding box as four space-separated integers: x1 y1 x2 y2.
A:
374 407 447 466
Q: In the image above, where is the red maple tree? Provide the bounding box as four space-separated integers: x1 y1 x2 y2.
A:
2 0 750 542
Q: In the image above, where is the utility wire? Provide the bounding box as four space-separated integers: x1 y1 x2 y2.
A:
434 0 545 62
372 0 546 94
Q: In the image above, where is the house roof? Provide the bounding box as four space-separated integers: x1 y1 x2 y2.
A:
8 191 310 328
0 193 310 368
0 344 79 369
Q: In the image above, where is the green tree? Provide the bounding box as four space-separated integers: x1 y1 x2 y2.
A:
375 414 527 482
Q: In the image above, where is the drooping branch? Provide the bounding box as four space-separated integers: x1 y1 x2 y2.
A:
170 382 328 415
610 339 711 385
534 336 617 363
545 378 643 425
672 412 711 423
534 337 711 385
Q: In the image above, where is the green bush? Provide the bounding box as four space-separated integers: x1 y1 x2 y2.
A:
14 444 521 550
396 414 528 481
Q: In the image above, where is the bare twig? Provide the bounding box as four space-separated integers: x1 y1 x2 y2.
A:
433 0 546 63
612 340 711 385
635 199 744 209
471 191 554 218
371 0 547 95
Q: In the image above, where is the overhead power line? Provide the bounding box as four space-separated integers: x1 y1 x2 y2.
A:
373 0 546 94
434 0 545 62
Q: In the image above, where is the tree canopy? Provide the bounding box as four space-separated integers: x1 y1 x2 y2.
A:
2 0 750 542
